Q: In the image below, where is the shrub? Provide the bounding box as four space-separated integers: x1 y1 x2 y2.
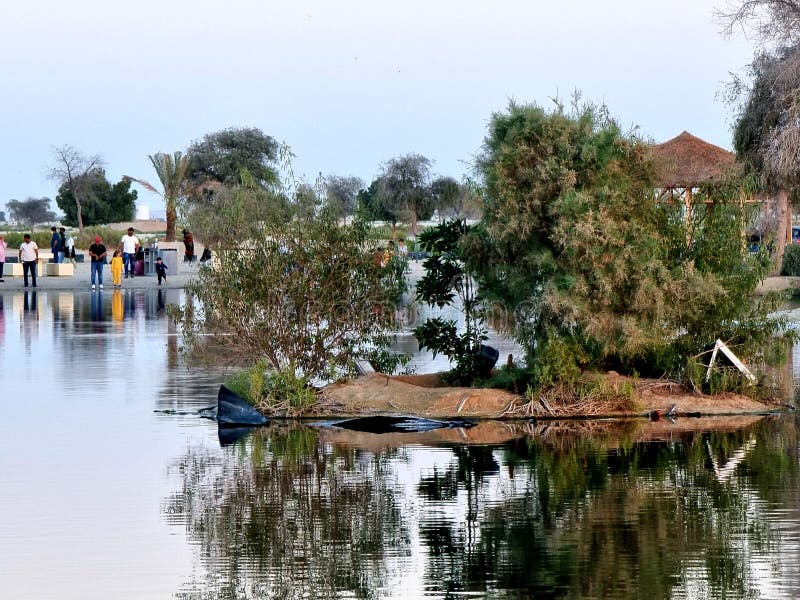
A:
781 243 800 276
176 182 399 385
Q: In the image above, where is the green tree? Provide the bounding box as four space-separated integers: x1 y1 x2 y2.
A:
429 176 459 220
357 178 398 227
325 174 363 219
55 169 137 227
125 151 191 242
473 100 791 389
186 126 280 189
7 197 57 227
48 145 104 232
414 219 489 384
377 153 434 234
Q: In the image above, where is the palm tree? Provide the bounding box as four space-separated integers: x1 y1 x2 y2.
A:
125 151 191 241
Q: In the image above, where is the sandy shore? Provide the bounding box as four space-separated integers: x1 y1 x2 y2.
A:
0 259 200 290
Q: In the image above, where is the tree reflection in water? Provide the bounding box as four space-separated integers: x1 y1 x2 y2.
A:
167 424 407 599
167 416 800 599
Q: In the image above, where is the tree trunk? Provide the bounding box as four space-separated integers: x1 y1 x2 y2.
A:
76 198 84 232
773 187 790 274
166 202 176 242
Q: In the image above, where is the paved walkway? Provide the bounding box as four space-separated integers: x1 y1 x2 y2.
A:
0 260 200 290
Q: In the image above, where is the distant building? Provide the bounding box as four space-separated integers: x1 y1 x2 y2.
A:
135 204 151 220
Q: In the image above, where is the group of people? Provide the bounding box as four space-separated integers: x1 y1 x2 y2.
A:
0 227 170 289
373 238 409 267
88 228 167 290
49 227 76 263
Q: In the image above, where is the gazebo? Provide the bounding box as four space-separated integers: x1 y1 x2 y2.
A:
649 131 740 218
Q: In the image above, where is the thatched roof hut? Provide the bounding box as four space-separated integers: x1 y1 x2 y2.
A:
650 131 737 188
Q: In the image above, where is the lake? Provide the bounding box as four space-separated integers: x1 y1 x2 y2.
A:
1 289 800 599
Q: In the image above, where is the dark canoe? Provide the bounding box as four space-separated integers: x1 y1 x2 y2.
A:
214 385 269 427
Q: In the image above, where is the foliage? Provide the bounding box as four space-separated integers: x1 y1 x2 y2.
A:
125 151 191 242
357 178 398 226
186 126 280 189
365 348 413 376
3 226 130 251
376 153 434 233
56 169 137 227
6 197 57 227
781 243 800 275
721 1 800 265
71 226 129 250
176 182 398 386
225 364 318 414
48 145 104 232
431 176 483 220
472 99 795 392
3 230 55 249
414 219 489 385
325 174 363 219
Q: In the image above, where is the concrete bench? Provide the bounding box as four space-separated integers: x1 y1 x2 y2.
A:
45 263 74 276
5 261 44 277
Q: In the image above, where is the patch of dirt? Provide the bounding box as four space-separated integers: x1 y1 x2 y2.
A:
317 372 784 419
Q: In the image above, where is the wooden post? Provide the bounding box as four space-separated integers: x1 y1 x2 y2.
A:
685 187 693 244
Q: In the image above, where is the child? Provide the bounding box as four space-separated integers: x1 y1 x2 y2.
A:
110 250 124 288
155 257 168 286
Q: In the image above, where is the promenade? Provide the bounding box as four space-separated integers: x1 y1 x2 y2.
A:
0 259 200 290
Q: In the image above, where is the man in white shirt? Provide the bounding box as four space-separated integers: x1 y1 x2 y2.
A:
18 234 39 288
119 227 140 279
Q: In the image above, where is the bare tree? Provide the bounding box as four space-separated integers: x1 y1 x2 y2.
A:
48 145 104 232
718 1 800 48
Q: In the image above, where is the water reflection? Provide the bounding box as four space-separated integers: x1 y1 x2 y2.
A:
168 417 800 599
3 290 800 599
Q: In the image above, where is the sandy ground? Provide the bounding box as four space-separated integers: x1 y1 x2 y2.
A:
319 372 785 419
0 258 201 290
756 276 800 294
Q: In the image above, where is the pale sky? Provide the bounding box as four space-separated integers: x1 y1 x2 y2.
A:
0 0 755 215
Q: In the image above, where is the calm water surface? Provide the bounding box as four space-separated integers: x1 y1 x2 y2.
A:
2 289 800 599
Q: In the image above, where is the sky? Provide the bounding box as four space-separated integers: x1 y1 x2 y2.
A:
0 0 756 216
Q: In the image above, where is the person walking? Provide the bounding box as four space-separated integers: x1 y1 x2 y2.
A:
0 234 6 282
110 250 124 288
19 234 39 288
155 257 168 286
120 227 140 279
58 228 67 263
89 236 107 290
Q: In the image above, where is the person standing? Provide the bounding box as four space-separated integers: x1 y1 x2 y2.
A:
397 238 409 258
65 233 75 263
119 227 140 279
50 227 61 263
19 234 39 288
0 234 6 282
89 236 107 290
182 229 194 262
58 228 67 263
110 250 124 288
